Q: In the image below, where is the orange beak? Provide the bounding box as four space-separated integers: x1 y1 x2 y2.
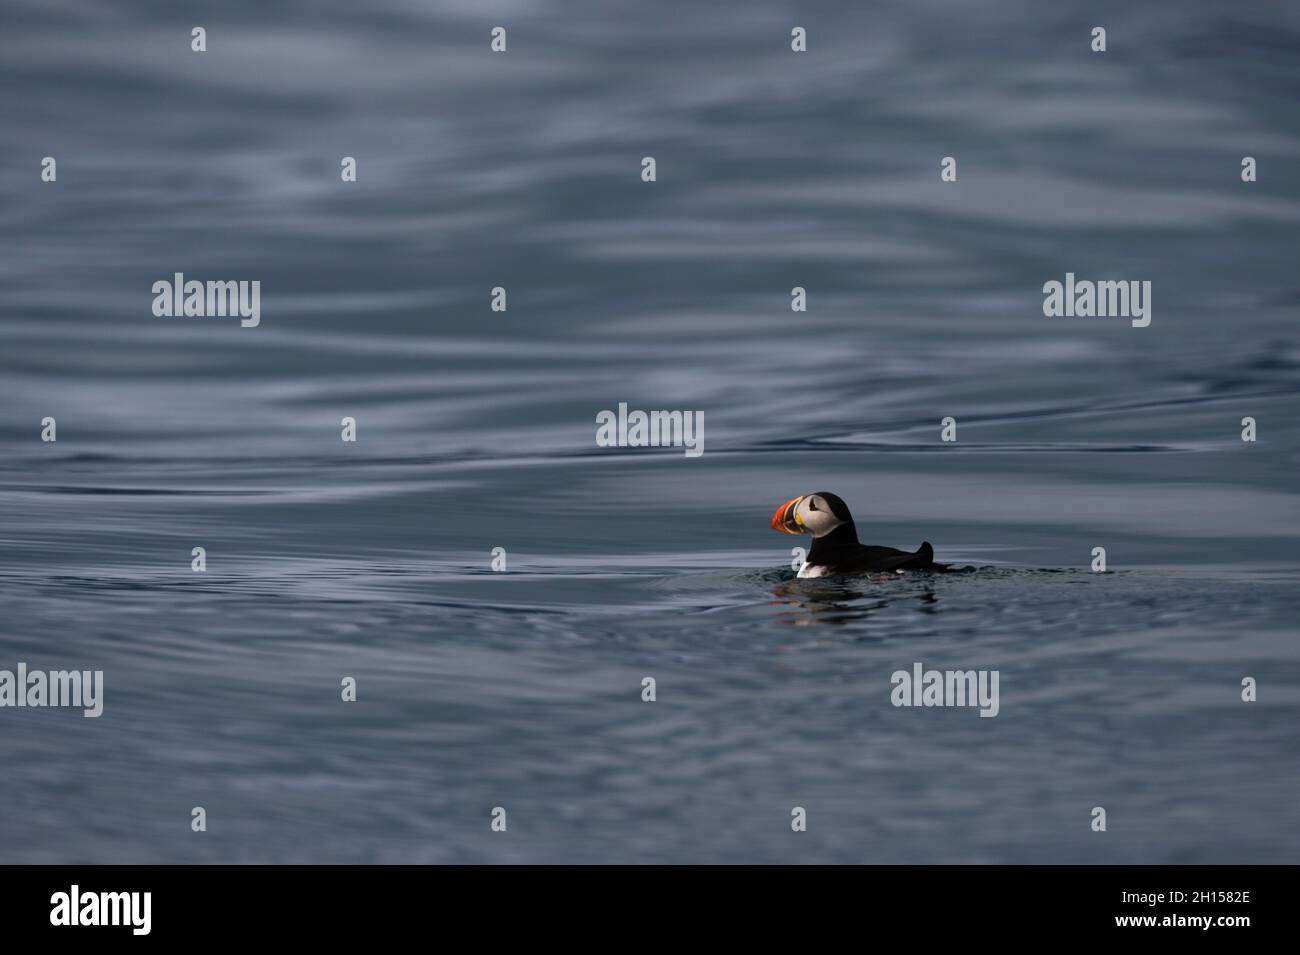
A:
770 496 805 534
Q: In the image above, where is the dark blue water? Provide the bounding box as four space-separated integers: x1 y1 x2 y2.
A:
1 0 1298 862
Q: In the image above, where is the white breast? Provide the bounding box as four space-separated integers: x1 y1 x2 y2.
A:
797 563 832 578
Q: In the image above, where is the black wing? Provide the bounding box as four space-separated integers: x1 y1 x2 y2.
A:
838 541 949 573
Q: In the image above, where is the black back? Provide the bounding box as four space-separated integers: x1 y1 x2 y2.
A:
805 493 947 573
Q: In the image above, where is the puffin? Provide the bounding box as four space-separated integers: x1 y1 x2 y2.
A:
770 491 949 578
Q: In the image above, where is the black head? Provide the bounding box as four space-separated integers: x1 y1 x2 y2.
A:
812 491 854 525
771 491 858 540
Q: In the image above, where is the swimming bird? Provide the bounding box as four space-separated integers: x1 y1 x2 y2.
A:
770 491 949 578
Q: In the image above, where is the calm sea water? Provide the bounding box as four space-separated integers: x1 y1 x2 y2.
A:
1 0 1298 863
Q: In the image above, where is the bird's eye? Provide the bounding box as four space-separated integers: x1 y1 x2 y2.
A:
808 498 817 511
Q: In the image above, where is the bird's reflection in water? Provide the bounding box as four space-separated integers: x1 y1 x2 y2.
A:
769 574 939 626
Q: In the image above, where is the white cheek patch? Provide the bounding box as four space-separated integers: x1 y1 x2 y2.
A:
799 508 839 537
